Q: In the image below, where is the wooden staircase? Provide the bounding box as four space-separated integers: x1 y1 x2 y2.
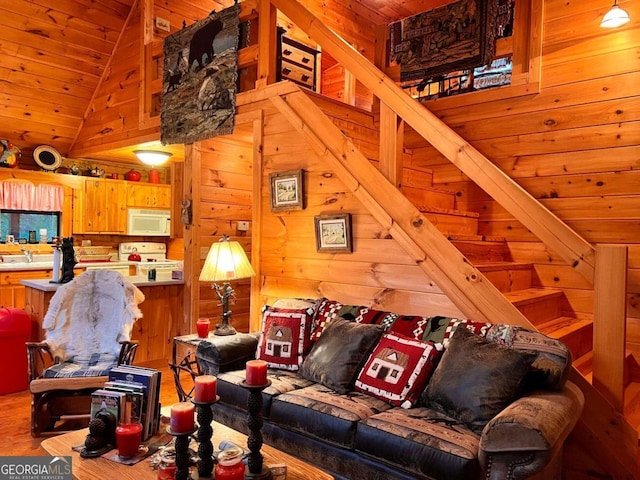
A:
397 163 595 364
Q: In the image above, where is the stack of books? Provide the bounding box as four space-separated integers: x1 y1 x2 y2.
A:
90 365 162 441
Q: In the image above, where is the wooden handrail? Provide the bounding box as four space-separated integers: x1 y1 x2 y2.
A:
269 0 596 285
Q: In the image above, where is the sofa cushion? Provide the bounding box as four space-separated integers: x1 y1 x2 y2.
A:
269 383 392 448
256 307 313 371
356 407 480 480
299 318 384 394
355 333 441 408
422 327 537 434
216 369 313 418
486 324 571 390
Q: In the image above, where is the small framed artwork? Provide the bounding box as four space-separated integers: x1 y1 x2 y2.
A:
314 213 353 253
270 170 304 212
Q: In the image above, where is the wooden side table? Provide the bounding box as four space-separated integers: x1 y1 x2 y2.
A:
170 334 204 402
170 333 259 402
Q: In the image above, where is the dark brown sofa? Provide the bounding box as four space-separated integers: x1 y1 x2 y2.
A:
198 298 585 480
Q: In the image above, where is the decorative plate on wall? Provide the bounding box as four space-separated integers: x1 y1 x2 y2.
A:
33 145 63 171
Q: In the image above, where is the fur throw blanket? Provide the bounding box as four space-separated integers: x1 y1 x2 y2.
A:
43 270 145 361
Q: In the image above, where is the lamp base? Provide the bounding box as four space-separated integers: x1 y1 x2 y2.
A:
215 323 237 336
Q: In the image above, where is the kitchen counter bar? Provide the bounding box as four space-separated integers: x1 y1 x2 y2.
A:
21 275 184 291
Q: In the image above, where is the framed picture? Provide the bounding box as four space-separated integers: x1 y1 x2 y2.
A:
270 170 304 212
314 214 353 253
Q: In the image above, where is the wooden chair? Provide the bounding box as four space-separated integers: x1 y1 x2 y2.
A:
26 270 145 437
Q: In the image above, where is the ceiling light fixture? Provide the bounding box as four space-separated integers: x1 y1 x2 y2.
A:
134 150 173 166
601 0 630 28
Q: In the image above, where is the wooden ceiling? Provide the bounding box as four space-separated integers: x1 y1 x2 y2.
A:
0 0 440 166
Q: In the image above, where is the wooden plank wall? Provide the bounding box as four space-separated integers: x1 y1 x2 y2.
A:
229 97 466 322
405 0 640 355
197 135 254 332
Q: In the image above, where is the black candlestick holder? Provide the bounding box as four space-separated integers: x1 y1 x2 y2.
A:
240 380 273 480
193 397 219 478
166 425 197 480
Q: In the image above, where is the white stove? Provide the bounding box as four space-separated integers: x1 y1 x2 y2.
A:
119 242 168 261
118 242 181 278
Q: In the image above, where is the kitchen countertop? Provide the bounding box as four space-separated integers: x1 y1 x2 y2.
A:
21 275 184 291
0 260 135 271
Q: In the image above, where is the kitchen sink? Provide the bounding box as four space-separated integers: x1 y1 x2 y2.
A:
0 254 54 269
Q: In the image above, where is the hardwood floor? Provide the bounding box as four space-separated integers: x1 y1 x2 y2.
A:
0 361 179 456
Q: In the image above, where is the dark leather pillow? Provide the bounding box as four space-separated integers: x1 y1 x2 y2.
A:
421 327 537 434
299 317 384 394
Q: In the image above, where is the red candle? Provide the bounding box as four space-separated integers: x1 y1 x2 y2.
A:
194 375 217 402
197 318 210 338
170 402 195 433
115 422 143 458
245 360 268 386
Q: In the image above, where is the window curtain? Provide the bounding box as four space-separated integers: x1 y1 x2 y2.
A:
0 181 64 212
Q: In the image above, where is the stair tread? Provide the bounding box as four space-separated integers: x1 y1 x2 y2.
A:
503 288 563 305
538 316 592 338
475 261 533 272
418 205 480 218
447 234 507 242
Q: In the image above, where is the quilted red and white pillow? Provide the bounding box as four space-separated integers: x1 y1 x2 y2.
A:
355 332 441 408
256 306 314 371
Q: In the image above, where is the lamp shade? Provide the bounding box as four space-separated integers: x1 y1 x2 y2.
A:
601 1 630 28
134 150 173 166
199 239 255 282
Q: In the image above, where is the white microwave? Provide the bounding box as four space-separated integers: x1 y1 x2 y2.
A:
127 209 171 236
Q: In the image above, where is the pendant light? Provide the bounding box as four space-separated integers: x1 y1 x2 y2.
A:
601 0 630 28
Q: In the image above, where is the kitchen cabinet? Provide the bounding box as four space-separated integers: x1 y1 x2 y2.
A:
73 178 127 234
126 183 171 209
1 270 51 309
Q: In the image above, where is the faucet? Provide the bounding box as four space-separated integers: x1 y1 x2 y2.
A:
21 247 33 263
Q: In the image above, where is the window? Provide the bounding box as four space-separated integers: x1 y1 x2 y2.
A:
1 210 60 243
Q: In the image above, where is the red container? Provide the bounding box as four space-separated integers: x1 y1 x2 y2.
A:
0 307 31 394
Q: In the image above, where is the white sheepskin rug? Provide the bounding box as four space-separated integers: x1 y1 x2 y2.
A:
42 270 145 361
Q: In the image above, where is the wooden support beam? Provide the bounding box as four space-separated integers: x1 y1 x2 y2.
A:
344 69 356 106
256 0 277 88
379 102 404 188
250 110 264 332
182 142 202 336
269 0 595 285
593 244 628 411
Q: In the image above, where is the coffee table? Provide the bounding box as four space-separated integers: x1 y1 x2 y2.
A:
41 419 334 480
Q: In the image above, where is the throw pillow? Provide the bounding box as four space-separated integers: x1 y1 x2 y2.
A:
421 327 536 434
299 317 384 394
355 332 441 408
310 298 344 341
256 306 314 371
422 316 492 347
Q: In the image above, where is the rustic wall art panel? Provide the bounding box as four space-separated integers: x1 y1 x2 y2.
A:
161 4 240 144
389 0 497 81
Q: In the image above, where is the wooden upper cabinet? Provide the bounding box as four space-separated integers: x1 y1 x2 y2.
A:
73 178 127 234
126 184 171 209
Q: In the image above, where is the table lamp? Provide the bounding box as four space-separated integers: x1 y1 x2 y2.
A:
199 235 256 335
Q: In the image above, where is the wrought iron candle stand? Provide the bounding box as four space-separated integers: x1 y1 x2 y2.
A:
193 397 219 478
166 425 197 480
240 380 273 479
